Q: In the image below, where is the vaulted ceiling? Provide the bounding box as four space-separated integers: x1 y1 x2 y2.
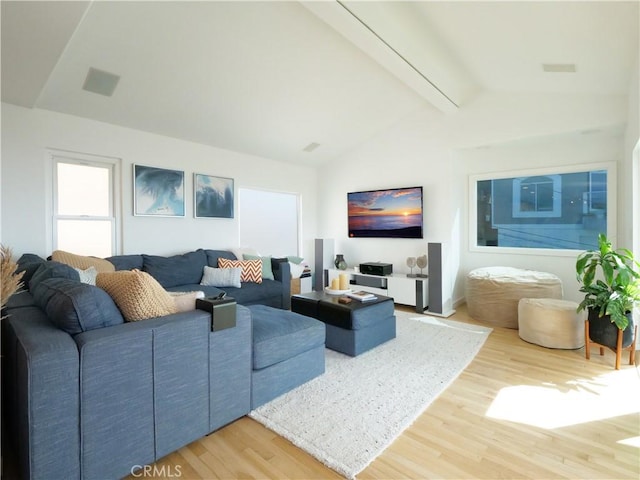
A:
2 1 638 165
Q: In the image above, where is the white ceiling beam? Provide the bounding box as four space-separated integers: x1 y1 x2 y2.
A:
301 1 478 114
1 1 91 107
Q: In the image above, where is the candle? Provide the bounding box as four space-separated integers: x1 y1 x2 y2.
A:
331 278 339 290
339 273 348 290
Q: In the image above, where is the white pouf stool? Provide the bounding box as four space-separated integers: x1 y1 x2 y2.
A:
518 298 585 349
466 267 563 329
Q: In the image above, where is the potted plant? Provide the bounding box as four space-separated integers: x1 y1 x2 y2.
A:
576 233 640 349
1 245 25 318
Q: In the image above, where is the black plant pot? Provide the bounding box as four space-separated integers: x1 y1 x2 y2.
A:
588 309 635 350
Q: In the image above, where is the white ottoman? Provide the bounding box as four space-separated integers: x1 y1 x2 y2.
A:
518 298 585 349
466 267 563 329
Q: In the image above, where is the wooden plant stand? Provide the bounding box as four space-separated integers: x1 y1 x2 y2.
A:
585 321 637 370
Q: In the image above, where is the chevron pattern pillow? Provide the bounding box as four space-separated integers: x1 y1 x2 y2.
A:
218 258 262 284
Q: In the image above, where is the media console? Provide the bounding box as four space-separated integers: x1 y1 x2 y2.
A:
326 268 428 314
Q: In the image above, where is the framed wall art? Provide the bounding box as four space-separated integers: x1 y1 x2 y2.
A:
133 164 185 217
194 173 234 219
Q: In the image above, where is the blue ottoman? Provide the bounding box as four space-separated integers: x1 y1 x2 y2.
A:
291 292 396 356
248 305 326 409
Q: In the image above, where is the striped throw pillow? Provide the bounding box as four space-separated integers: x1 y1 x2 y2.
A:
218 258 262 284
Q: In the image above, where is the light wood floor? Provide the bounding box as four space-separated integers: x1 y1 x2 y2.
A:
128 305 640 479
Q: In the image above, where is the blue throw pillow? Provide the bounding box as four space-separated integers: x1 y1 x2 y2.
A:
106 254 143 271
29 261 80 292
16 253 47 288
205 249 237 267
142 249 207 288
32 277 124 334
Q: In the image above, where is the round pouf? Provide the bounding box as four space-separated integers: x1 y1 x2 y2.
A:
466 266 563 328
518 298 585 349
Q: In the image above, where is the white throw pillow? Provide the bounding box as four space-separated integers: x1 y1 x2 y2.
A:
169 291 205 313
201 266 242 288
74 266 98 285
289 262 305 278
229 247 259 261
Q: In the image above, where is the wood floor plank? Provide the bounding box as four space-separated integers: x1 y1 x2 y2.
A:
123 304 640 479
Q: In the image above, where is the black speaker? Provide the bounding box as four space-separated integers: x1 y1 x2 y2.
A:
427 243 443 314
427 242 455 317
314 238 334 291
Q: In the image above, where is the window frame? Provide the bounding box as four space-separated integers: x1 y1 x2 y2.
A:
469 162 616 257
50 150 121 256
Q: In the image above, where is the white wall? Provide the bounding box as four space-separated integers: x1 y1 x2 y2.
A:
318 91 629 306
1 103 318 259
624 56 640 257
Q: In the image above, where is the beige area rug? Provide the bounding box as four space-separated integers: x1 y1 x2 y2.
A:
249 312 492 478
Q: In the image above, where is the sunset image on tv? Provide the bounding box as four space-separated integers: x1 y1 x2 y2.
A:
348 186 423 238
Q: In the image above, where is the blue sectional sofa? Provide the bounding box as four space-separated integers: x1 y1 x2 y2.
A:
2 251 325 480
107 248 292 309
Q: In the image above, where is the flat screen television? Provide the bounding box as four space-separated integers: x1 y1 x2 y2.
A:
348 186 423 238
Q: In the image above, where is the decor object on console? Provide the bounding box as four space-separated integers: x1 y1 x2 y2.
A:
406 256 417 277
334 254 347 270
466 266 563 328
194 173 234 218
134 164 185 217
576 233 639 369
416 254 428 278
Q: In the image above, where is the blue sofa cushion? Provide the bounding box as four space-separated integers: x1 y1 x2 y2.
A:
5 290 35 310
224 280 282 306
33 277 124 334
168 281 282 308
249 305 325 370
16 253 47 287
204 249 237 267
142 249 207 288
29 261 80 292
106 254 144 271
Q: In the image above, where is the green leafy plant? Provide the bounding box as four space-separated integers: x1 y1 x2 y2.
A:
576 233 640 330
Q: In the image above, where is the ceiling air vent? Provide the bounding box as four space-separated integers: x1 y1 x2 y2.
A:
303 142 320 153
542 63 576 73
82 67 120 97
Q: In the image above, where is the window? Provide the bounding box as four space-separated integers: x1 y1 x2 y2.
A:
52 152 120 257
471 164 614 253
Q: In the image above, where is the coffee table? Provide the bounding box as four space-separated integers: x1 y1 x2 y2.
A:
291 291 396 356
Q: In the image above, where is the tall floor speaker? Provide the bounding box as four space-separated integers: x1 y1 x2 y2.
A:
314 238 334 291
427 242 455 317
